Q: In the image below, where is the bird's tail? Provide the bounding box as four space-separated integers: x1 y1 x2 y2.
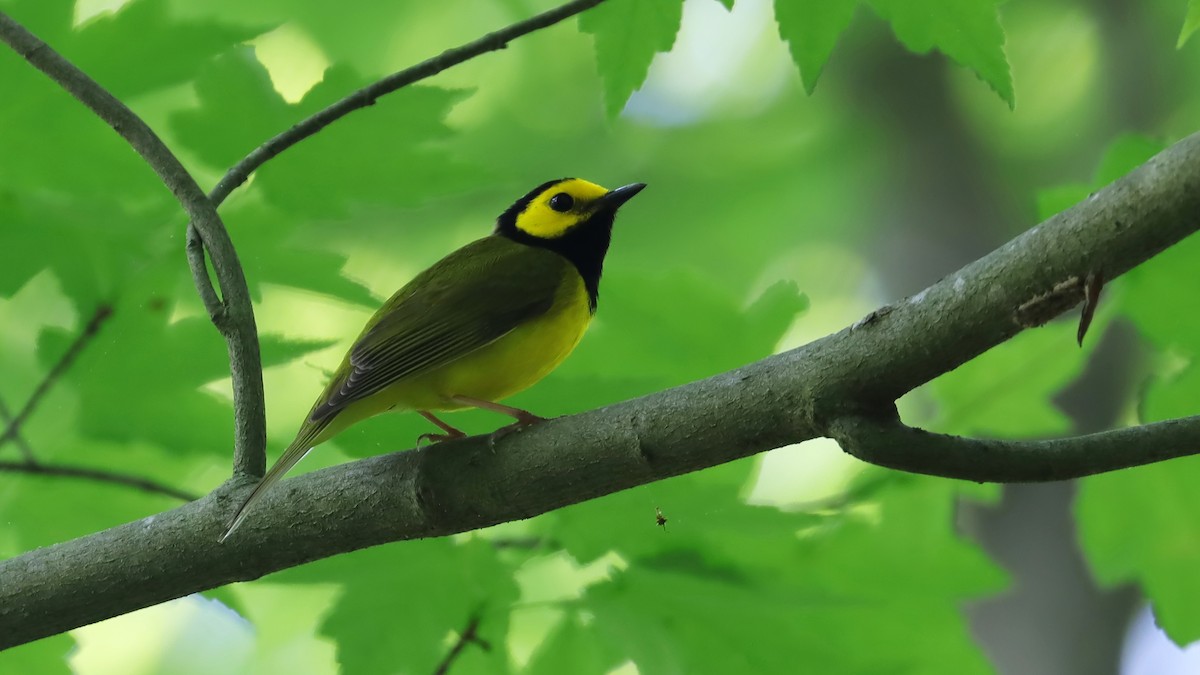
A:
218 440 313 543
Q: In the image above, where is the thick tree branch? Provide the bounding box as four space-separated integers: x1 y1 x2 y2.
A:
0 11 267 478
829 415 1200 482
205 0 608 208
0 461 199 502
0 305 112 449
3 132 1200 648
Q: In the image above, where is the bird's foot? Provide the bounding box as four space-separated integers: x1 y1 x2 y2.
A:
509 409 549 427
416 429 466 447
447 396 551 452
487 412 550 449
417 411 466 447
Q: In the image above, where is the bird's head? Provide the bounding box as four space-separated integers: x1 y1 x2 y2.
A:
495 178 645 241
495 178 645 311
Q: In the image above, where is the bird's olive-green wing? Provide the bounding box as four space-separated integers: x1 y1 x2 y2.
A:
308 236 569 422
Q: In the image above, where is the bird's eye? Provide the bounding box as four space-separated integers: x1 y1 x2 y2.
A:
548 193 574 212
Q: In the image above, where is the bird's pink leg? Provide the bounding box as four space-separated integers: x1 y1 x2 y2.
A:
417 410 467 445
450 395 548 428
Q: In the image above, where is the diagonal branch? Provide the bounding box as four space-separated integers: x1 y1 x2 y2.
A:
0 461 199 502
828 414 1200 482
3 130 1200 649
0 305 112 449
0 11 267 478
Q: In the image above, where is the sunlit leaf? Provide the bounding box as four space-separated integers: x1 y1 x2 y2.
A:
579 0 684 118
774 0 859 93
1180 0 1200 48
0 634 73 675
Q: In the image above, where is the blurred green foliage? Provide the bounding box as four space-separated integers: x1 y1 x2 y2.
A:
1 0 1199 672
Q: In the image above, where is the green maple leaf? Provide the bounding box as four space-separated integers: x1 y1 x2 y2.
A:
580 0 684 118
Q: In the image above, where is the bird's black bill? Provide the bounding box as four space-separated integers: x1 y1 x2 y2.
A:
598 182 647 211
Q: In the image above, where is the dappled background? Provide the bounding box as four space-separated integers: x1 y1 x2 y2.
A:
2 0 1200 672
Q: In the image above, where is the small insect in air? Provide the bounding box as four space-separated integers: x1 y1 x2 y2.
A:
655 507 668 531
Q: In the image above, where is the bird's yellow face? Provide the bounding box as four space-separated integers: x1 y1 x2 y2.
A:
511 178 612 239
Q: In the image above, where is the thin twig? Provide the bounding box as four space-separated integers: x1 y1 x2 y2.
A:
0 461 199 502
0 10 268 478
0 305 113 448
206 0 608 208
432 613 490 675
0 397 36 462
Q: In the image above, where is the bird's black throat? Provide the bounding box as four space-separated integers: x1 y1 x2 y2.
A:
496 211 614 313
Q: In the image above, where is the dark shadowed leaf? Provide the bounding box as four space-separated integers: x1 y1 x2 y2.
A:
868 0 1013 107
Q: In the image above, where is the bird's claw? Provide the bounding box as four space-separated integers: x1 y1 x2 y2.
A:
416 430 466 447
488 413 550 449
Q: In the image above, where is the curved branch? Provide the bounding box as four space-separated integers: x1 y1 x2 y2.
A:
0 461 198 502
829 414 1200 482
3 131 1200 648
0 11 267 478
206 0 608 208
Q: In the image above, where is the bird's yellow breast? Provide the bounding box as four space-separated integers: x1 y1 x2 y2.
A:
355 269 591 415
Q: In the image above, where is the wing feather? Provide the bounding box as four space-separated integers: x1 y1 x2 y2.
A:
308 237 568 422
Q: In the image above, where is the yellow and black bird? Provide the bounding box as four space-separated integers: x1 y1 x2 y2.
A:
220 178 645 541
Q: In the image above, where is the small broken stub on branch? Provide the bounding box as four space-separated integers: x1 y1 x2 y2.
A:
1014 276 1085 329
1077 273 1104 345
852 304 894 331
1013 273 1106 342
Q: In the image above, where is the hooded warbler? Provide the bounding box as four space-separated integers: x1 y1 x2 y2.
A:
220 178 645 541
